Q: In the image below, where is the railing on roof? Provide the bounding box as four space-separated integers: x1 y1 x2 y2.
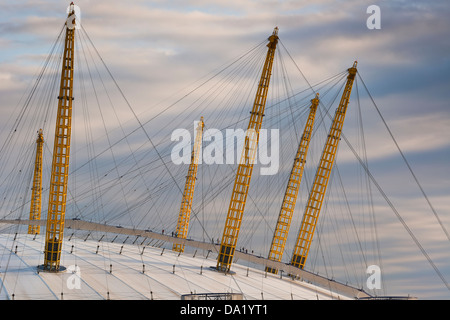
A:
181 292 243 300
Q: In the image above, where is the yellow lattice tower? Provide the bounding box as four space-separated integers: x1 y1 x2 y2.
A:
290 61 358 270
28 129 44 235
216 28 279 273
266 93 319 274
42 5 76 271
173 117 204 253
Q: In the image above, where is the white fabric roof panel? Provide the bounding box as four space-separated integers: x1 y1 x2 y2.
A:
0 234 352 300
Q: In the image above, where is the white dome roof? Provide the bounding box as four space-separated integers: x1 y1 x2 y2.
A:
0 232 359 300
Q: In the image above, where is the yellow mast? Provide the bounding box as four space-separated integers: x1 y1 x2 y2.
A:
28 129 44 235
266 93 319 274
42 4 76 271
216 28 279 272
290 62 358 270
173 117 204 253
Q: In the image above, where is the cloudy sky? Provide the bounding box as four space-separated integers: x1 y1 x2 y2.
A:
1 0 449 299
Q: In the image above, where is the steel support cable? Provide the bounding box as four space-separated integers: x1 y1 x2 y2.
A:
192 69 266 235
180 124 272 251
61 68 345 190
0 24 65 165
30 33 64 141
68 140 172 208
333 164 367 288
76 32 119 286
3 42 284 232
205 70 347 137
291 76 350 282
358 73 450 245
308 192 345 300
165 100 310 225
274 45 380 286
77 28 152 195
312 166 347 285
19 33 62 155
223 45 267 128
139 41 265 179
273 42 350 155
75 33 106 227
237 50 314 253
266 85 339 270
315 226 337 298
179 56 267 225
77 30 136 233
278 39 350 137
0 33 260 228
203 53 276 246
319 89 369 282
128 170 182 228
0 150 35 297
203 114 299 252
81 23 266 135
40 38 64 133
173 47 287 263
163 49 269 240
278 75 347 267
187 44 267 132
266 70 348 118
340 125 450 291
80 26 185 236
0 35 64 205
317 75 449 292
277 47 301 142
71 34 103 252
268 48 297 223
354 78 385 295
161 48 266 228
68 41 89 223
277 61 304 222
0 143 37 219
279 40 316 94
68 25 266 201
227 69 360 284
314 179 346 283
0 27 72 254
77 26 268 249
